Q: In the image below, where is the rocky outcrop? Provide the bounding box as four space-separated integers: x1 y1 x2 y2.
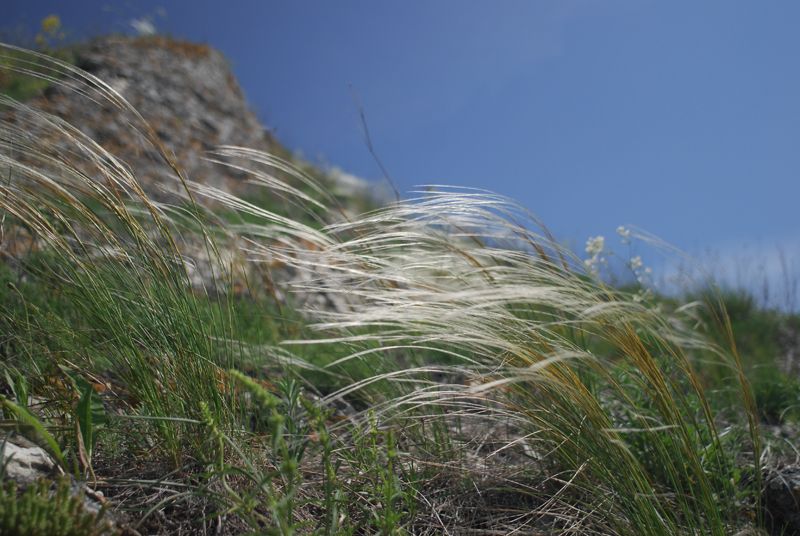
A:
14 35 277 199
1 36 376 312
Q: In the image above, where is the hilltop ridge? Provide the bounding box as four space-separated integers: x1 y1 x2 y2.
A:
3 34 377 205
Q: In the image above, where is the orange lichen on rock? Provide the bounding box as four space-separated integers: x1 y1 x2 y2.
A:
132 36 212 59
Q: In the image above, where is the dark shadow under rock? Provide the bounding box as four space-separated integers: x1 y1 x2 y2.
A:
764 465 800 535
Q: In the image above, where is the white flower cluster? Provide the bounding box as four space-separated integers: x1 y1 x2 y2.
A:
583 225 653 302
616 225 631 244
585 235 605 256
616 226 652 282
584 235 606 276
628 254 654 302
629 255 653 282
583 226 655 302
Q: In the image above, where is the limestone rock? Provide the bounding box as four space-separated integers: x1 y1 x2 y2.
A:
1 436 56 484
5 35 277 201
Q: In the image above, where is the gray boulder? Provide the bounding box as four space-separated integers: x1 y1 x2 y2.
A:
1 435 57 484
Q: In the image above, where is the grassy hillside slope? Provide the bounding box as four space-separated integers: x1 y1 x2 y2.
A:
1 38 798 536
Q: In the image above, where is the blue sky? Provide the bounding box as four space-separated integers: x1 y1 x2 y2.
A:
6 1 800 300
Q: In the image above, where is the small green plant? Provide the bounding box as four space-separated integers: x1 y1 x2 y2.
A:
332 412 416 535
226 370 302 535
373 428 405 535
35 16 65 50
2 367 29 408
301 399 347 535
0 477 115 536
751 366 800 424
72 375 107 475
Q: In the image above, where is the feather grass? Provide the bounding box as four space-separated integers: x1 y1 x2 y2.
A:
0 42 764 534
